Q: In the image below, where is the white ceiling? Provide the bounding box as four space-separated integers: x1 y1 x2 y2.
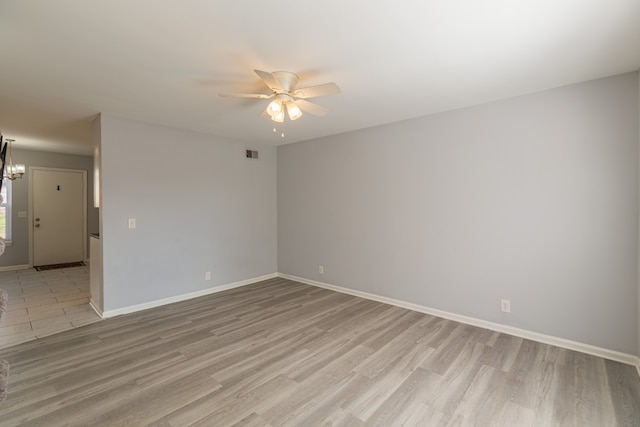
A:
1 0 639 156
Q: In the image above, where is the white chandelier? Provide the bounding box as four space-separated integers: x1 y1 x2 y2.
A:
3 139 25 180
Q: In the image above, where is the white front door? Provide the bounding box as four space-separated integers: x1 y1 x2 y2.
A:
32 168 86 266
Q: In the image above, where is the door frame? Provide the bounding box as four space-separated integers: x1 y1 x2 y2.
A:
29 166 88 267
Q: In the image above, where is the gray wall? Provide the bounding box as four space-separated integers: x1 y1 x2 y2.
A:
278 72 639 355
98 114 277 312
0 148 98 267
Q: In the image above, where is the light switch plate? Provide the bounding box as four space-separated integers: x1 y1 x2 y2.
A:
128 218 136 229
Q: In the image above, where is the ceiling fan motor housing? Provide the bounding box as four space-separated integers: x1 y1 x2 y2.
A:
271 71 299 93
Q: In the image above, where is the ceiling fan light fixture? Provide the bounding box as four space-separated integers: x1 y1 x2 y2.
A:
267 99 283 117
271 110 285 123
287 102 302 120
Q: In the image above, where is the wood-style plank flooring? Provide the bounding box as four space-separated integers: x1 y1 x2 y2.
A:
0 277 638 426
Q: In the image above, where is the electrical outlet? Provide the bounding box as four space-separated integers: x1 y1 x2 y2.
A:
205 271 211 281
318 265 324 274
501 299 511 313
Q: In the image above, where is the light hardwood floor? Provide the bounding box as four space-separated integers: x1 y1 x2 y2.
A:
0 277 638 426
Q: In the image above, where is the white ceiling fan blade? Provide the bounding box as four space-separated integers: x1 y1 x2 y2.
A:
219 92 273 99
254 69 282 92
296 99 329 116
293 82 340 99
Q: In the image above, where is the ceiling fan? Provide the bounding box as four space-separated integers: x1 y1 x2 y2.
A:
219 70 340 125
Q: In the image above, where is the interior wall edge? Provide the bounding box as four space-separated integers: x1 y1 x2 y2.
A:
637 68 640 358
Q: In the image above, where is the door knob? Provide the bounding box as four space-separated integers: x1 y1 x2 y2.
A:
35 218 40 222
34 223 40 228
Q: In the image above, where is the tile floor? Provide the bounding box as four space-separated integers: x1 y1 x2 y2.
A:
0 265 101 349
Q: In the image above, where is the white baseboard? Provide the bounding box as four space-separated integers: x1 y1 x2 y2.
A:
0 264 31 273
89 299 104 318
279 273 640 373
101 273 278 318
